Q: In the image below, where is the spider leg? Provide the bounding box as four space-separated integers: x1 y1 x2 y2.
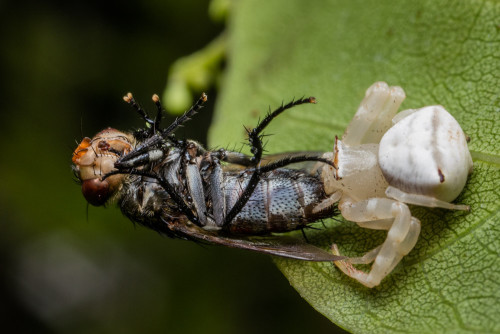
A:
332 196 421 288
342 82 405 146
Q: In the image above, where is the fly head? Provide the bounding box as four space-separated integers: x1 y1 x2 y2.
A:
72 128 135 206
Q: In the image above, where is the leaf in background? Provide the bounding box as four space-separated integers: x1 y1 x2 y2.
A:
163 33 226 114
209 0 500 333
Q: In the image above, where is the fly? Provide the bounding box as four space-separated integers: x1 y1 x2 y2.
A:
72 93 343 261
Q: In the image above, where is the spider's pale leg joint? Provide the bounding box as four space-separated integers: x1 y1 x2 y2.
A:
332 198 421 288
386 186 470 211
312 190 342 214
342 82 406 146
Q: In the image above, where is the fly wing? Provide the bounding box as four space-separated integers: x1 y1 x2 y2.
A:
168 219 344 262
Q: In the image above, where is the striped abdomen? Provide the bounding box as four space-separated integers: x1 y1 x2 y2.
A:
223 169 335 234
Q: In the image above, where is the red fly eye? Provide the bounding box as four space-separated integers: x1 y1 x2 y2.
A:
81 178 111 206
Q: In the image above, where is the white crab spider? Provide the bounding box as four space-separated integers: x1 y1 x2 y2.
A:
318 82 473 288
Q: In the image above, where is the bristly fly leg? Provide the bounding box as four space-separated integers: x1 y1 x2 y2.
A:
115 93 207 169
223 97 326 225
103 94 208 225
160 93 207 137
123 92 159 135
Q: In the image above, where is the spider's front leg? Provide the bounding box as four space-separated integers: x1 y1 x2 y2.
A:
332 196 421 288
342 82 405 146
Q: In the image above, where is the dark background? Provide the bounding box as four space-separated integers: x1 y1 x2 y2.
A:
0 1 346 333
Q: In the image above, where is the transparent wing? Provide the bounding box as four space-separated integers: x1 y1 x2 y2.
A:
167 219 344 262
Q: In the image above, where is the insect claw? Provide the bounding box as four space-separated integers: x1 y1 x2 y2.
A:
123 92 133 103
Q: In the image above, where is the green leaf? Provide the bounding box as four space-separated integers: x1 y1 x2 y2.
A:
209 0 500 333
163 33 227 114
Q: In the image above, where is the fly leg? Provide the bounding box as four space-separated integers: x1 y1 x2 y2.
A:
182 141 211 227
199 150 227 227
224 97 318 225
123 92 163 136
116 93 208 169
206 148 335 227
105 94 208 225
220 150 333 169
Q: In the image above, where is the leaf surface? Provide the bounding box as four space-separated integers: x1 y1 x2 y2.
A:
209 1 500 333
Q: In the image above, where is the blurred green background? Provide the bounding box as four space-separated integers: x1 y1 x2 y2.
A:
0 1 346 333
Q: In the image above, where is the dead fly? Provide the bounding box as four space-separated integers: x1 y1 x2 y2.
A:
72 93 343 261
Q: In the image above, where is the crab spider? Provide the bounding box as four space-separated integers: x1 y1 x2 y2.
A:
319 82 473 288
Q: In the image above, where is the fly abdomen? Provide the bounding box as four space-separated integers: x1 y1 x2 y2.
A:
224 169 334 234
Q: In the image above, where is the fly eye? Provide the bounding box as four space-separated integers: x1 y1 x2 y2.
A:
81 178 111 206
